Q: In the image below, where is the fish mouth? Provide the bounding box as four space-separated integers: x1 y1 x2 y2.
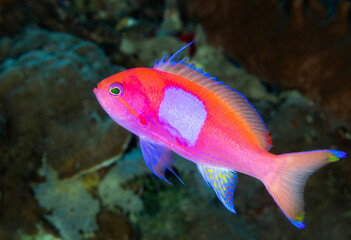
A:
94 88 122 116
93 87 140 120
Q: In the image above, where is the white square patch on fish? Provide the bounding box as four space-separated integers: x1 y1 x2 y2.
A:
158 87 207 146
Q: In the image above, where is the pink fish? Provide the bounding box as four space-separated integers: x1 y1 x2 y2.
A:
94 42 346 228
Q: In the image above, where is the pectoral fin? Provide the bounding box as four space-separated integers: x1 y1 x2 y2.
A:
197 164 238 213
140 138 184 185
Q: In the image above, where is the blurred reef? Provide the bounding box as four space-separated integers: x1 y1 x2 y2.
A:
0 0 350 239
182 0 351 129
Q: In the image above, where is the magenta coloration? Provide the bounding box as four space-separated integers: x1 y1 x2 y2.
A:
94 42 347 229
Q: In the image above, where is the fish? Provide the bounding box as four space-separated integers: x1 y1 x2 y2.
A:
93 41 347 228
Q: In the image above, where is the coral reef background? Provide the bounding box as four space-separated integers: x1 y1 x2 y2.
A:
0 0 350 239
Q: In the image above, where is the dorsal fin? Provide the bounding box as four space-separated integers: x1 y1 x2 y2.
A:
153 42 272 151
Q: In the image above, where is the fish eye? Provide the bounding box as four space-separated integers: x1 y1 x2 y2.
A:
109 83 123 96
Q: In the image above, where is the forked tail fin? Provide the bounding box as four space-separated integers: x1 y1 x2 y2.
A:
263 150 346 228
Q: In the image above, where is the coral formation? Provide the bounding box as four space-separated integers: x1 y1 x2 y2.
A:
0 0 350 238
98 149 149 214
33 159 100 240
0 25 131 178
119 36 185 66
32 150 141 240
0 25 131 239
182 0 351 129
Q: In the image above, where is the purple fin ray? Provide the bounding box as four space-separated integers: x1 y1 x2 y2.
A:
140 138 184 185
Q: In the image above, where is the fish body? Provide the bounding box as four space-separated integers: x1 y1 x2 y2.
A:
94 42 346 228
96 67 271 176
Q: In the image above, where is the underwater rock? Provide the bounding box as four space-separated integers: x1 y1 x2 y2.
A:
0 19 349 240
54 0 166 48
98 149 150 214
157 0 183 36
138 155 257 239
33 160 100 240
268 91 337 153
96 210 134 240
32 158 135 240
183 0 351 129
120 32 277 104
247 91 351 239
0 0 62 37
192 39 277 103
18 224 61 240
0 25 131 178
0 26 131 238
120 36 185 66
0 37 12 62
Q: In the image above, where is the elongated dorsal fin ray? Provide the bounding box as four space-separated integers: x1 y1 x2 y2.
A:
153 42 272 151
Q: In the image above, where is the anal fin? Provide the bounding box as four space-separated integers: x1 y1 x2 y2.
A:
197 164 238 213
140 138 184 185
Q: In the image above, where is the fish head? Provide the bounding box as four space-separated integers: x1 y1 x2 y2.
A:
94 68 161 135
